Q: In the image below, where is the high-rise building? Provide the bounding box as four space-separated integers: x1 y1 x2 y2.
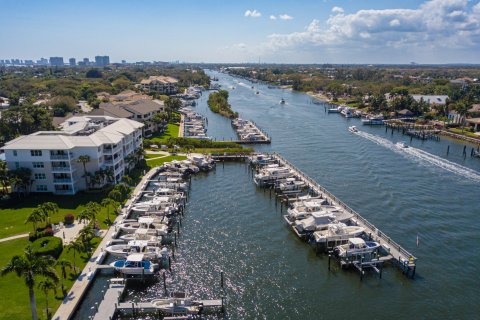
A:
37 58 49 65
83 58 89 65
49 57 64 66
95 56 110 66
121 60 126 64
69 58 76 66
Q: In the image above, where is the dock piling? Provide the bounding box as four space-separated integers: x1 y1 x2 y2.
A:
220 271 224 288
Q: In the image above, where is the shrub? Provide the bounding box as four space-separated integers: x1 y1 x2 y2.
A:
64 213 75 225
31 236 63 259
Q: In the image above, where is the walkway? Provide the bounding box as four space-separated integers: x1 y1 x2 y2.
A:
52 166 161 320
54 221 87 245
0 233 29 243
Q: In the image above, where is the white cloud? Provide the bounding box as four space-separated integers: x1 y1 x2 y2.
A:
332 6 344 14
267 0 480 51
279 14 294 20
245 9 261 18
270 15 277 20
233 43 247 49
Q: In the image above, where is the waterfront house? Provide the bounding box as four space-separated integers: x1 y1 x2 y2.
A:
448 110 465 124
1 116 143 195
466 118 480 132
411 95 449 106
397 109 414 117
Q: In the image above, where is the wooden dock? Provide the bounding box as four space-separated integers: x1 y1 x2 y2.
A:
270 152 417 277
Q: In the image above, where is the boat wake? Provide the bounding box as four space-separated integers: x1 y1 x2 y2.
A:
355 131 480 182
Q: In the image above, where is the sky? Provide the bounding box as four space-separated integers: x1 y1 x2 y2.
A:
1 0 480 64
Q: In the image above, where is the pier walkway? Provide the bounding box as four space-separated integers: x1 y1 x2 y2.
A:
92 280 126 320
271 152 417 276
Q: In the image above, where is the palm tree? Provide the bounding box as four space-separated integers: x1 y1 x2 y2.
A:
57 259 72 296
0 160 10 195
85 201 101 226
1 246 59 320
77 208 92 225
78 225 96 250
38 279 57 319
101 198 118 224
66 240 84 273
124 154 136 173
108 189 122 203
39 202 59 226
25 208 44 232
9 167 32 197
76 155 91 190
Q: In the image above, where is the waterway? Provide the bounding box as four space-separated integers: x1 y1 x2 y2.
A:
76 70 480 319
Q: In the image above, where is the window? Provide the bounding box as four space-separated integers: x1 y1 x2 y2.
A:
36 185 47 192
13 150 17 156
30 150 42 157
34 173 46 180
32 162 44 168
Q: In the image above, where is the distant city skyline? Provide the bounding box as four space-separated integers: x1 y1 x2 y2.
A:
1 0 480 64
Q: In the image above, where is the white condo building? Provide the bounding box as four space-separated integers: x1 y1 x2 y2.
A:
1 116 144 195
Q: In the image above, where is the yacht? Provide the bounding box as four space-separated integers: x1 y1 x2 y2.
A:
341 107 354 118
361 114 384 125
118 217 169 235
333 238 380 258
293 213 337 237
151 292 201 315
312 224 365 244
110 253 159 275
277 178 306 191
287 198 330 221
119 228 163 242
254 166 292 186
106 240 167 259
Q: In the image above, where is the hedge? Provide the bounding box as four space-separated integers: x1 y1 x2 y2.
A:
31 236 63 259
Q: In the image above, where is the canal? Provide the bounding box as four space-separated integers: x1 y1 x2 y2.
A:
78 70 480 319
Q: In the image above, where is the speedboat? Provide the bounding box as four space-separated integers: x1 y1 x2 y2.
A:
341 107 354 118
396 141 409 148
312 224 365 244
106 240 166 259
361 115 384 125
287 198 330 221
276 178 306 191
118 217 169 235
333 238 380 258
348 126 358 133
119 228 164 242
254 166 292 186
110 253 159 275
280 98 285 104
151 292 201 315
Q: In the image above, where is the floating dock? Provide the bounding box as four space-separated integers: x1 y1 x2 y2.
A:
93 279 126 320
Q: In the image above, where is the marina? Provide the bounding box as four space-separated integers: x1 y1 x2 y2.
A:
58 70 480 320
231 118 271 144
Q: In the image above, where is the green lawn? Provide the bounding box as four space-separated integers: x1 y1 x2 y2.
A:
0 237 100 320
0 191 115 239
145 155 187 168
148 123 180 145
448 128 480 139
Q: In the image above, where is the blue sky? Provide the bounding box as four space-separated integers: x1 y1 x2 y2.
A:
1 0 479 64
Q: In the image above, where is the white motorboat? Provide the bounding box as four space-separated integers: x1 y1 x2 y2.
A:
280 98 285 104
106 240 167 259
151 292 201 315
341 107 354 118
119 228 163 242
248 154 276 166
361 115 384 125
277 178 306 191
348 126 358 133
110 253 159 275
312 224 365 244
327 106 341 113
293 212 337 235
287 198 330 221
118 217 169 235
254 166 292 186
396 141 409 148
333 238 380 258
